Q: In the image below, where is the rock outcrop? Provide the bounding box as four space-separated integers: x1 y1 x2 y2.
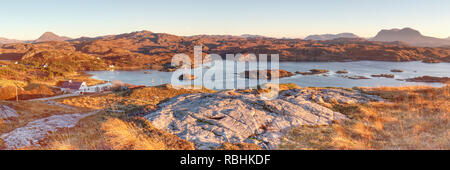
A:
336 70 349 74
371 74 395 78
0 105 18 120
390 69 403 73
404 76 450 84
241 69 294 79
0 111 98 149
341 75 371 80
296 69 329 75
145 88 382 149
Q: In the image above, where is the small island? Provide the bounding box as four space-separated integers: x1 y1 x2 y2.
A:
296 69 329 75
241 69 294 80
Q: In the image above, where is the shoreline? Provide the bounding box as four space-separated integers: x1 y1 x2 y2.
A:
83 60 450 88
83 60 448 72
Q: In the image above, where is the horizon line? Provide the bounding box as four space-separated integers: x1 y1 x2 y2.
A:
1 27 449 41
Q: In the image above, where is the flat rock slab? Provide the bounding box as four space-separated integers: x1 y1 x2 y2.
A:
288 88 383 105
1 111 98 150
0 105 19 120
145 88 381 149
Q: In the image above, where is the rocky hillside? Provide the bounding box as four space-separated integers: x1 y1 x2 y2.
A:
145 87 382 149
372 28 450 47
0 30 450 72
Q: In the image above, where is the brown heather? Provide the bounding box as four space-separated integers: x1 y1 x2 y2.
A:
280 85 449 150
2 84 448 150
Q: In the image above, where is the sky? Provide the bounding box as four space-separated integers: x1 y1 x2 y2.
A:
1 0 449 40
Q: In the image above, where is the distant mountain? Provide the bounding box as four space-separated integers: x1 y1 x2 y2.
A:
34 32 72 43
371 28 450 47
2 30 450 69
0 37 24 44
305 33 359 40
240 34 268 38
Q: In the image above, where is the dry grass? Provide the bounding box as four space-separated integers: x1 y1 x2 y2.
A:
4 84 447 150
0 100 93 150
37 113 195 150
218 143 262 150
29 85 209 150
100 118 166 150
281 85 449 150
59 84 214 112
0 100 88 134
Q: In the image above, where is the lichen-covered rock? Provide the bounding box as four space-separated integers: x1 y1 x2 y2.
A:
0 105 18 120
286 88 383 105
145 88 381 149
0 111 98 149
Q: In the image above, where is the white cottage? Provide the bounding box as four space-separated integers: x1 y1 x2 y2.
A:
61 81 88 94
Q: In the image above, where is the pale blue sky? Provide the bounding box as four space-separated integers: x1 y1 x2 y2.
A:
1 0 449 40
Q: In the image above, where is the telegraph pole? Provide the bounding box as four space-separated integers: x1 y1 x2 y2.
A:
15 84 18 102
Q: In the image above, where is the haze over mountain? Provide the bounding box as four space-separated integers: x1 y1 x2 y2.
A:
371 28 450 47
1 32 72 44
305 33 359 41
240 34 269 39
34 32 72 43
0 37 24 44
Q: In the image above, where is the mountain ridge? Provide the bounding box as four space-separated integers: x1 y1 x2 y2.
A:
1 29 449 72
305 33 359 40
371 28 450 47
0 37 25 44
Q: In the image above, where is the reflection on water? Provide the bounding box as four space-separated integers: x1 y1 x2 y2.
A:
87 61 450 88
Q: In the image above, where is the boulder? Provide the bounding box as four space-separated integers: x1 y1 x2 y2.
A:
145 88 381 149
178 74 197 81
404 76 450 84
296 69 329 75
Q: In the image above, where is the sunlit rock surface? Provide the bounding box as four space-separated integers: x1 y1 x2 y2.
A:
145 88 382 149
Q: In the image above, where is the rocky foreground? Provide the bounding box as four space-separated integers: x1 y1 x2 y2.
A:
0 105 18 122
145 87 382 149
1 111 98 149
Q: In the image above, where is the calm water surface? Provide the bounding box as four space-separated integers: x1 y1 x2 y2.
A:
87 61 450 88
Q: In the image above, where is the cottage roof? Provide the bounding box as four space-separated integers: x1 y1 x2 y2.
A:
61 81 84 90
